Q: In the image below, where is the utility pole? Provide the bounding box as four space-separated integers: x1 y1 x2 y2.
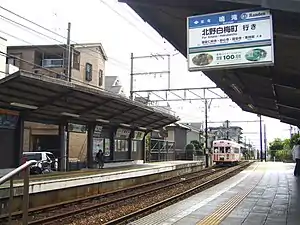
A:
64 22 71 171
264 124 267 161
259 114 263 162
225 120 229 140
66 22 72 82
204 89 209 168
204 98 209 168
130 53 134 100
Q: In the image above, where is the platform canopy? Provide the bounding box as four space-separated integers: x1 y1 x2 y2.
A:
120 0 300 127
0 71 178 130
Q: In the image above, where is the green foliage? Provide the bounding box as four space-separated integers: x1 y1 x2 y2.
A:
185 143 194 160
190 140 204 156
290 133 300 148
185 143 195 151
190 140 201 150
269 138 284 151
275 149 293 161
269 134 299 161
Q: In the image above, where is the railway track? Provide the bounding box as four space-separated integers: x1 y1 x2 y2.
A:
1 165 220 224
2 162 251 225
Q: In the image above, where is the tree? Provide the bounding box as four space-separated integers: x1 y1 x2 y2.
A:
190 140 204 156
269 136 296 162
290 133 300 148
185 143 194 160
269 138 284 160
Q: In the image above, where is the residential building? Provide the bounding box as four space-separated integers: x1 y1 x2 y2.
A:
208 122 243 143
165 123 189 150
6 43 107 161
105 76 125 95
7 43 107 88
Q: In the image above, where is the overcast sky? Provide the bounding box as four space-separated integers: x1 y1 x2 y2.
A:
0 0 295 148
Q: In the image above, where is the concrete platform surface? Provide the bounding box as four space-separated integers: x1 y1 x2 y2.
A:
0 160 203 195
130 162 299 225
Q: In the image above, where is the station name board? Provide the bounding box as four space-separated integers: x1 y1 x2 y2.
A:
187 9 274 71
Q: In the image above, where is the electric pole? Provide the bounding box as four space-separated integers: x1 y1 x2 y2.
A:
259 114 263 162
64 22 71 172
130 53 134 100
204 98 209 168
66 22 72 82
264 123 267 161
225 120 229 140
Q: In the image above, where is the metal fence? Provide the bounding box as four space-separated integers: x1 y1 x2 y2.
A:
148 139 175 162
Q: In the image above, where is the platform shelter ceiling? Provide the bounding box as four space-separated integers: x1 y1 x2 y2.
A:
0 71 178 130
120 0 300 126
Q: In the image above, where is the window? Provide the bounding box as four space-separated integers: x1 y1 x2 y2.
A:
99 69 103 86
225 147 231 153
219 147 225 153
85 63 93 81
115 139 128 152
132 140 138 152
73 53 80 70
23 153 42 161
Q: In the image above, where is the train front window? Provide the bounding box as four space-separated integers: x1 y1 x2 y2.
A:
219 147 225 153
214 147 218 153
225 147 230 153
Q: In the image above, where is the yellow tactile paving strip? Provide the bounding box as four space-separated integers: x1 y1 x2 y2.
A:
197 163 264 225
196 185 255 225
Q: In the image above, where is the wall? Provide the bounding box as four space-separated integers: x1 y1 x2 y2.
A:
174 127 187 150
186 130 200 144
72 46 106 88
7 48 34 71
166 129 175 142
0 37 7 79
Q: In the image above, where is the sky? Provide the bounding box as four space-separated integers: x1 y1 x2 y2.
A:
0 0 296 149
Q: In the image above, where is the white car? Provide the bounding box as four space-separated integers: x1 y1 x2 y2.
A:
22 152 58 174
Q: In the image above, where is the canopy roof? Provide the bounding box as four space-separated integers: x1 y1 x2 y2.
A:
0 71 178 130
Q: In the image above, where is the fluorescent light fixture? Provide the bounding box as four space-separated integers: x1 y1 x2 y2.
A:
10 102 38 110
61 112 80 118
120 123 131 128
153 129 160 133
138 127 147 131
247 104 255 110
230 84 242 94
96 118 110 123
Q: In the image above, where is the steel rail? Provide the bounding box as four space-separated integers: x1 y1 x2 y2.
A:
0 164 217 222
104 162 252 225
27 167 224 225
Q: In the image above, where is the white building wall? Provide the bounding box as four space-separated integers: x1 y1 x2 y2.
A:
166 130 175 142
186 130 200 144
0 37 7 79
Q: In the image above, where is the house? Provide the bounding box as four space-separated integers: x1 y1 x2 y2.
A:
105 76 125 95
7 43 107 88
165 123 190 151
6 43 108 161
208 125 243 143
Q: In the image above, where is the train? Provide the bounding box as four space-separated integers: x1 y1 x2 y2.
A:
212 139 242 166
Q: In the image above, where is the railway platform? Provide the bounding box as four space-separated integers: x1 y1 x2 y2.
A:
0 160 204 214
131 162 298 225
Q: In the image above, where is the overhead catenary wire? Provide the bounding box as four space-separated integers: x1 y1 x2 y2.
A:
98 0 169 52
0 5 148 72
0 13 131 72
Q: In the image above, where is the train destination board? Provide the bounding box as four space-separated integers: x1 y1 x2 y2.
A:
187 9 274 71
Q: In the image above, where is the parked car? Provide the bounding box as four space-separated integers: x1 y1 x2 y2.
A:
22 152 58 174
